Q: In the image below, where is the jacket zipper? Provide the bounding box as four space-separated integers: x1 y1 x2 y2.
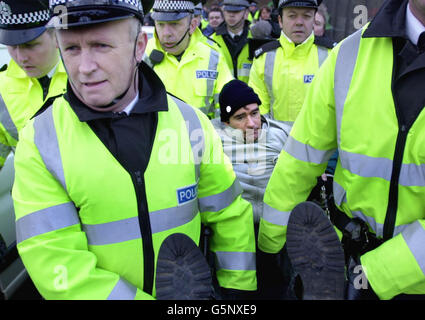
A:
131 170 154 295
383 124 408 241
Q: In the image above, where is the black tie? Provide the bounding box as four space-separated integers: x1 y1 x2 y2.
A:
38 75 51 100
417 32 425 53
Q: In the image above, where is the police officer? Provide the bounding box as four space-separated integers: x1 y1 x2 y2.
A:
13 0 256 300
248 0 333 127
212 0 253 84
260 0 425 300
144 0 233 119
0 0 67 167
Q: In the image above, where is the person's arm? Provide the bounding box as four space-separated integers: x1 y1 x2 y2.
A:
197 111 257 292
248 55 270 116
12 116 154 300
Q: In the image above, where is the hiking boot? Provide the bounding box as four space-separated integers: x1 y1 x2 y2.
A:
286 201 345 300
155 233 212 300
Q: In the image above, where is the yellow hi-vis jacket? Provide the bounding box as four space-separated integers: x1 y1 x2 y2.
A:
13 94 256 300
0 59 67 167
260 26 425 299
248 32 330 126
144 28 234 119
211 25 253 84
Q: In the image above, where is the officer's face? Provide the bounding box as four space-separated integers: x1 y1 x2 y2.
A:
154 16 197 56
56 18 147 108
223 9 247 28
226 103 261 142
7 30 59 78
279 7 315 44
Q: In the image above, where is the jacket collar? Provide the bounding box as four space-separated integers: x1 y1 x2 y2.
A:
6 56 66 80
215 20 251 36
279 31 315 56
363 0 408 39
66 61 168 122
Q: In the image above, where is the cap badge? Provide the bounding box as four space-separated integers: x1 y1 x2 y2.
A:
0 2 11 18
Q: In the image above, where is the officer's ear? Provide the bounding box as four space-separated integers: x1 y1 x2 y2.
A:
135 30 148 63
278 13 283 29
189 15 198 35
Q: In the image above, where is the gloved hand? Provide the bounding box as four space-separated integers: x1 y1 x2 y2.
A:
345 257 379 300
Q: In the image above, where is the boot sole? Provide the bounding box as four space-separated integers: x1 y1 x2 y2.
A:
156 233 212 300
286 201 345 300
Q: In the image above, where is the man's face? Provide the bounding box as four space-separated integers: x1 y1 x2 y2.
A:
208 11 224 28
223 9 247 28
227 103 261 142
155 16 197 56
279 7 315 44
56 18 147 107
260 8 271 20
313 11 325 36
8 30 59 78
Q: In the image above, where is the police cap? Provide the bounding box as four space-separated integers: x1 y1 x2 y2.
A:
0 0 50 46
151 0 201 22
222 0 250 12
276 0 322 11
48 0 152 29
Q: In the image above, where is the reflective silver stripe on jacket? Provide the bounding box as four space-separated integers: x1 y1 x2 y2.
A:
264 51 276 119
198 179 242 213
205 49 219 115
172 96 205 182
82 200 198 246
334 28 362 145
317 46 329 67
237 67 251 78
262 203 291 226
0 93 18 141
215 251 256 271
263 46 328 121
107 278 137 300
284 135 336 165
333 181 407 237
34 106 67 191
16 202 80 243
402 221 425 275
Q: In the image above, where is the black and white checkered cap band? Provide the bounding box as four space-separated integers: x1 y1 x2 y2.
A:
49 0 143 11
0 9 50 25
153 0 194 12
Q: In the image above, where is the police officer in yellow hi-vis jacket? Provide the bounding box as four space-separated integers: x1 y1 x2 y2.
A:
261 0 425 300
248 0 333 127
212 0 253 84
0 0 67 168
144 0 233 119
12 0 256 300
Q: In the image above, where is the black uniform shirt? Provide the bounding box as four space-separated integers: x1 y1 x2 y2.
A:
65 61 168 174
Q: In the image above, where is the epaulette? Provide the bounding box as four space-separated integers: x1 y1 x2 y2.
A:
253 40 280 59
0 63 8 72
314 36 337 49
204 35 221 48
